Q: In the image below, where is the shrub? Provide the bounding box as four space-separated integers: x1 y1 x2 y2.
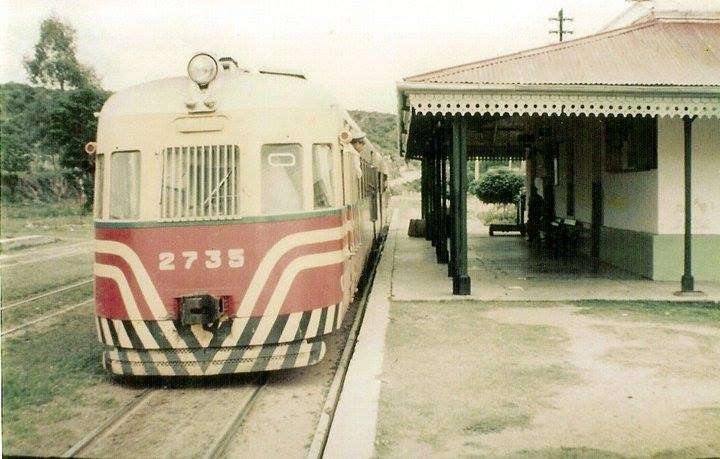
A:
470 168 525 205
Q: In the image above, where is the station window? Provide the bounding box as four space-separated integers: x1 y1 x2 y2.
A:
109 151 140 220
605 116 657 172
261 144 303 214
94 153 104 218
312 144 334 209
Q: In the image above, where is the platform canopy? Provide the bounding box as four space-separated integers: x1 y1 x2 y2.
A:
398 16 720 159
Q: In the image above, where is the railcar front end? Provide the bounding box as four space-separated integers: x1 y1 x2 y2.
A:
91 54 386 376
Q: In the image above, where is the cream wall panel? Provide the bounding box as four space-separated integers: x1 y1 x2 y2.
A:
657 117 720 235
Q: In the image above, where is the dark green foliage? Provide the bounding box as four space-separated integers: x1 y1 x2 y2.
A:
46 87 110 211
2 16 108 207
470 168 525 205
0 84 109 206
23 17 97 91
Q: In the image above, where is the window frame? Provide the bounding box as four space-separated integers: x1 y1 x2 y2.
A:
94 153 105 219
260 143 304 215
108 150 141 220
312 143 336 209
604 116 658 173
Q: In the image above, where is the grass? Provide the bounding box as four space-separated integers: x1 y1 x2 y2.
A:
1 251 93 302
1 283 93 330
1 303 111 451
376 302 577 456
576 300 720 326
464 413 532 434
1 200 92 240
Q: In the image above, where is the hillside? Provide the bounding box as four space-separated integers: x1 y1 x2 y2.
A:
349 110 413 178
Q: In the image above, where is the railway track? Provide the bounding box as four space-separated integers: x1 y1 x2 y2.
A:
1 278 93 312
52 229 386 458
61 376 268 459
307 228 387 459
0 297 93 337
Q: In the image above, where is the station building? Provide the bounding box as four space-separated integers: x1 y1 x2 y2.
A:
396 2 720 294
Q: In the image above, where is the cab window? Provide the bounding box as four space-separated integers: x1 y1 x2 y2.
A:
94 153 104 218
109 151 140 219
261 144 303 214
312 144 334 209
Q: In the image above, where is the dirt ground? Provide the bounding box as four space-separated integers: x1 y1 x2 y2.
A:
376 301 720 458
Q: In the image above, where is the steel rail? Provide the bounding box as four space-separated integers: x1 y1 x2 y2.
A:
204 375 269 459
306 227 388 459
1 297 93 337
61 389 156 458
1 278 93 312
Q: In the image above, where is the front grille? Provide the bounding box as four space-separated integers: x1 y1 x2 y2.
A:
160 145 240 221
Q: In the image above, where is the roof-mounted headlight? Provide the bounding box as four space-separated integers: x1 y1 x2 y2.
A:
187 53 218 87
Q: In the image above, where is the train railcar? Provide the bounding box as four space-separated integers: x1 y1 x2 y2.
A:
90 53 389 376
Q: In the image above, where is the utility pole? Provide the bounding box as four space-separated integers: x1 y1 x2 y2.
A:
549 8 573 42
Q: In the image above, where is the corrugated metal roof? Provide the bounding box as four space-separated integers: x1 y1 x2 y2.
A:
405 19 720 87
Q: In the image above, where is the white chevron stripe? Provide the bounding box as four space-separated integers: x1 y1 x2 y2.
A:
279 312 302 343
112 319 132 348
237 226 345 317
249 315 278 346
95 263 144 320
223 317 250 347
158 321 193 354
94 317 102 343
305 308 322 340
189 324 214 348
265 250 345 317
325 305 336 334
100 318 114 346
133 321 160 349
95 240 167 319
125 350 147 376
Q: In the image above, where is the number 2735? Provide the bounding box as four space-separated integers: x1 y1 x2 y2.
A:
158 249 244 270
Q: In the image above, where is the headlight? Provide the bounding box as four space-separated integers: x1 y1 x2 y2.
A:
187 53 218 87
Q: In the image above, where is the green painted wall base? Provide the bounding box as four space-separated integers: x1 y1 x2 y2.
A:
599 227 720 281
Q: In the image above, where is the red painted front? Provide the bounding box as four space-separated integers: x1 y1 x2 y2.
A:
95 212 346 320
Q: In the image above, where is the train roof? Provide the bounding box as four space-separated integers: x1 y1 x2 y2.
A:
100 69 341 117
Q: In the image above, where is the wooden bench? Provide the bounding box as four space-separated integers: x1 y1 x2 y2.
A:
547 217 582 257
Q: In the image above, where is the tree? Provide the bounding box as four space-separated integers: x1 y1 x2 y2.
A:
46 86 110 211
23 17 97 90
470 168 525 205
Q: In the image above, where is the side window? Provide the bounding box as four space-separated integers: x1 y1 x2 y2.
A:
94 153 105 218
110 151 140 220
312 144 335 209
605 116 657 172
261 144 303 214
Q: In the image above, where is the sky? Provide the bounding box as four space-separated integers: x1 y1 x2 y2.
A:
1 0 630 113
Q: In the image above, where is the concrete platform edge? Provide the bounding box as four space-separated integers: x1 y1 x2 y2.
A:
324 209 398 459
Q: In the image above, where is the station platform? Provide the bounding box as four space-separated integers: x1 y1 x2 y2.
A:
325 195 720 458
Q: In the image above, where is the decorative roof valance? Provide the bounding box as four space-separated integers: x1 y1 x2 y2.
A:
407 90 720 119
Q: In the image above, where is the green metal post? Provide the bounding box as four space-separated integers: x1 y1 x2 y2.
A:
681 116 695 292
437 140 448 264
451 116 471 295
447 120 456 277
426 151 435 243
421 157 428 220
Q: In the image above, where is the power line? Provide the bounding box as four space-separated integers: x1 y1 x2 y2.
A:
549 8 573 42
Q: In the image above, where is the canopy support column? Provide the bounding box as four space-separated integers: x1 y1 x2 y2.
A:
681 116 697 292
421 156 429 220
450 115 471 295
436 137 449 263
